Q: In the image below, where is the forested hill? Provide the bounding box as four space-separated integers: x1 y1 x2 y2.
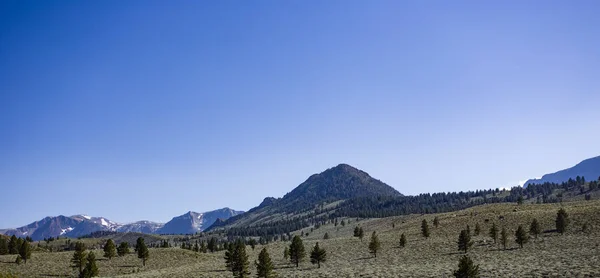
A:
209 164 600 238
207 164 402 230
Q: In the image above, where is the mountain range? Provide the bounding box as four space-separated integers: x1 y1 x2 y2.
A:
0 208 242 241
3 157 599 241
524 156 600 187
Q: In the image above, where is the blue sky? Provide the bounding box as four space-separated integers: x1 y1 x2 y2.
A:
1 1 599 228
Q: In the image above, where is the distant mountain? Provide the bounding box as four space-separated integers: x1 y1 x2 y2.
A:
156 208 243 234
116 221 164 234
0 208 242 240
208 164 402 231
524 156 600 187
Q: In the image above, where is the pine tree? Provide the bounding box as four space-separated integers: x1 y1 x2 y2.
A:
515 225 528 248
71 242 87 274
81 251 99 278
200 241 207 253
8 235 18 255
283 246 289 261
399 233 406 248
353 226 360 238
500 227 508 250
117 242 129 257
19 240 31 264
421 219 430 238
474 223 481 236
453 255 480 278
529 219 541 239
433 217 439 228
466 225 471 235
0 237 8 255
103 239 116 260
310 242 327 268
457 229 473 253
224 243 235 271
556 208 569 234
489 223 498 244
249 239 256 250
229 240 250 278
289 235 306 267
323 232 329 240
358 227 365 241
255 247 275 278
368 231 381 258
136 237 149 266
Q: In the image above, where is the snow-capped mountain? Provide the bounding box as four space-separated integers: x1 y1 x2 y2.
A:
0 208 243 240
156 208 244 235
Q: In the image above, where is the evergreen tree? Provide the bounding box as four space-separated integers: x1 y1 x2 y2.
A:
489 223 498 244
556 208 569 234
500 227 508 250
200 241 207 253
368 231 381 258
457 229 473 253
81 251 99 278
224 243 235 271
515 225 528 248
466 225 471 235
247 239 255 250
8 235 18 255
310 242 327 268
231 240 250 278
71 242 87 274
103 239 116 260
289 235 306 267
358 227 365 241
283 247 289 261
453 255 480 278
529 219 541 239
255 247 275 278
117 242 129 257
0 237 8 255
323 232 329 240
433 217 439 228
399 233 406 248
474 223 481 236
353 226 360 238
194 242 200 252
208 238 217 252
19 240 31 264
136 237 149 266
421 219 430 238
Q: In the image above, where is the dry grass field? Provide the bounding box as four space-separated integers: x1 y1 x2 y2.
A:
2 200 600 277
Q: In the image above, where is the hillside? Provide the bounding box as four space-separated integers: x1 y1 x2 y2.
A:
525 155 600 186
2 199 599 277
208 164 402 232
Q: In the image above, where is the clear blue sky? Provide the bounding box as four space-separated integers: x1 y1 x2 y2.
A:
1 1 599 228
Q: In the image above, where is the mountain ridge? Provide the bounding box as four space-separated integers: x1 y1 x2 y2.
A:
0 207 243 240
524 155 600 187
